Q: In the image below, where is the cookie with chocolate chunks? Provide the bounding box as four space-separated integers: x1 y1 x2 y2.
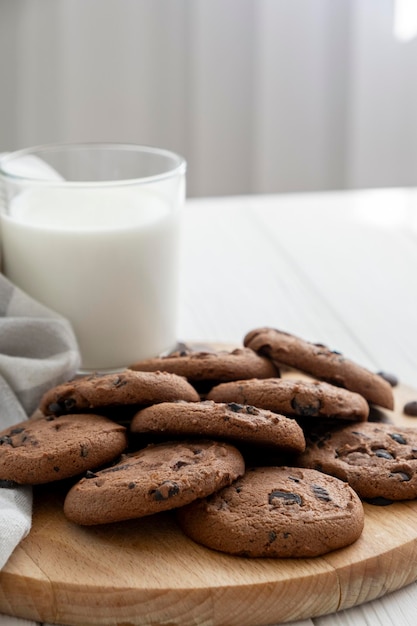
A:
129 347 279 384
177 466 364 557
64 439 245 525
131 400 306 452
0 414 127 484
40 370 200 416
296 422 417 500
244 327 394 409
206 378 369 422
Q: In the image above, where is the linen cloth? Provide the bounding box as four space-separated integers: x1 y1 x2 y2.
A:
0 273 80 570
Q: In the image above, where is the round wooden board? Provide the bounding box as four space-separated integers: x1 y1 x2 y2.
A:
1 348 417 626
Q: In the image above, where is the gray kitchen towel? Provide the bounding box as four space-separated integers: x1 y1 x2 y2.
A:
0 273 80 569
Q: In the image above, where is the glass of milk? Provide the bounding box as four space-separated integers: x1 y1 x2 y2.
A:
0 143 186 371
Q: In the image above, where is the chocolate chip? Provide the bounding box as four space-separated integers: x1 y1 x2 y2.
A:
268 490 302 506
151 481 180 501
246 405 259 415
53 466 60 472
10 427 25 435
0 436 12 445
374 449 394 459
173 460 189 470
50 398 75 414
227 402 244 412
377 371 399 387
404 401 417 417
268 531 277 543
288 476 301 483
80 444 89 458
390 471 411 482
48 402 67 416
85 470 98 479
291 396 321 417
128 482 136 489
389 433 407 445
312 484 332 502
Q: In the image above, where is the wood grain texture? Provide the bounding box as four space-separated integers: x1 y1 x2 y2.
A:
1 368 417 626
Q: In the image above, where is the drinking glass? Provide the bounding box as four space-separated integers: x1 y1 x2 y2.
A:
0 142 186 371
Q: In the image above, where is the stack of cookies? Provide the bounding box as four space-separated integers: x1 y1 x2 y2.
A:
2 326 414 559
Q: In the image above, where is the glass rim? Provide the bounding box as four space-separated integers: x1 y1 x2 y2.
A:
0 141 186 187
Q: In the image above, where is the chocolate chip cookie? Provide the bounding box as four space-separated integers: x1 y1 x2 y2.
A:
129 347 279 384
244 328 394 409
296 422 417 500
64 439 245 525
206 378 369 422
40 369 200 416
177 466 364 557
130 400 306 452
0 414 127 484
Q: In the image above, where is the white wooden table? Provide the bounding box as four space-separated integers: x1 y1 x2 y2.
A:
1 188 417 626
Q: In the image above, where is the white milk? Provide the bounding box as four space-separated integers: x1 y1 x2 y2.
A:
0 186 180 370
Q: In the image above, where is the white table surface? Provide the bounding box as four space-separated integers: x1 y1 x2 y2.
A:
1 188 417 626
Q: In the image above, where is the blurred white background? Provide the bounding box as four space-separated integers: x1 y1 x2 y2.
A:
1 0 417 197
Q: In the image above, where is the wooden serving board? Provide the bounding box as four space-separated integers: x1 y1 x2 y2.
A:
1 355 417 626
